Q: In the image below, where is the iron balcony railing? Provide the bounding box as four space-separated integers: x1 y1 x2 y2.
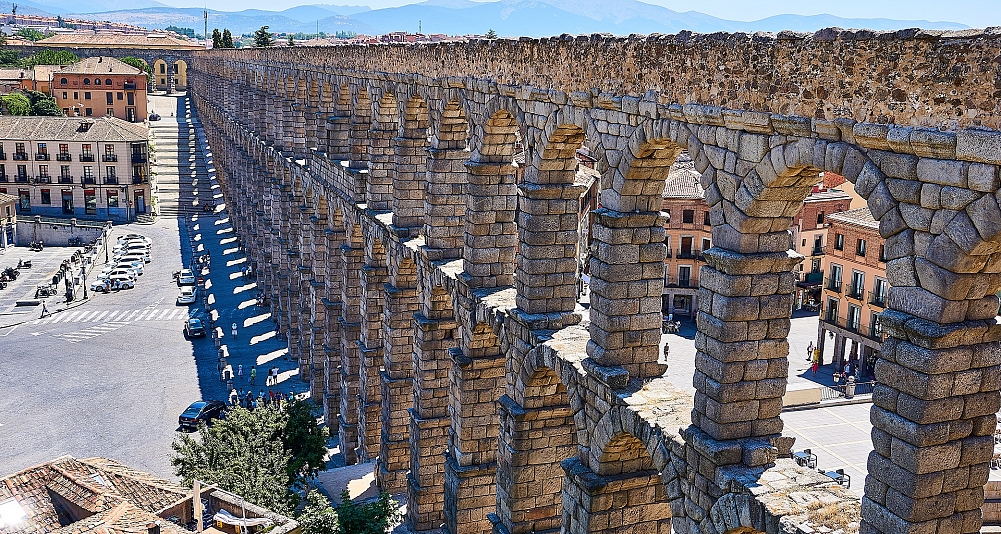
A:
105 177 119 185
34 175 51 184
102 154 118 162
676 249 703 260
56 153 72 162
811 246 825 256
0 173 7 182
665 276 699 289
825 277 842 293
820 312 884 341
869 292 887 308
0 152 6 160
846 285 865 301
82 176 96 185
58 175 73 184
35 153 49 161
12 153 27 161
80 154 95 162
131 154 147 163
15 174 28 183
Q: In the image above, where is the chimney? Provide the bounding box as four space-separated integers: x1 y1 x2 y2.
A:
146 521 161 534
98 57 103 63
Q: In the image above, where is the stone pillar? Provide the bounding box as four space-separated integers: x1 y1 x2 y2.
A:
560 457 671 533
326 116 351 161
358 244 388 462
367 112 395 211
463 160 517 288
586 208 668 380
424 115 468 260
308 217 328 402
338 238 364 465
377 255 419 493
393 112 429 233
407 282 457 532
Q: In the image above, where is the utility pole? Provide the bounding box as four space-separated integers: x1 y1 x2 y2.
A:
203 6 208 48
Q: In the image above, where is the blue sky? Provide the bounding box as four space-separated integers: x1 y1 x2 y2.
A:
169 0 999 27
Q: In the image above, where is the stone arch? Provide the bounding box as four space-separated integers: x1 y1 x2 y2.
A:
152 59 169 90
607 123 685 212
172 59 188 89
432 98 470 151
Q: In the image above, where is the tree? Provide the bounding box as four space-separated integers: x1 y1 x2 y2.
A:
334 30 355 39
165 25 195 38
212 28 222 48
280 399 327 480
485 28 497 39
221 29 234 48
253 25 274 47
2 92 30 115
297 490 402 534
14 27 47 41
0 48 17 66
24 90 61 116
119 56 153 85
287 34 294 46
20 49 78 68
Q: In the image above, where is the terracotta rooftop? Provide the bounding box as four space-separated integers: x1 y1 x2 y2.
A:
0 69 29 81
661 154 703 200
34 34 203 50
57 57 140 76
0 456 188 534
826 207 879 230
803 188 853 202
0 117 148 143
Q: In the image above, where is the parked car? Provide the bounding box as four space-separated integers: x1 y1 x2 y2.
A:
117 260 143 276
118 252 151 265
177 286 197 305
149 113 161 122
118 234 150 245
178 400 226 430
177 269 196 285
184 317 207 337
90 279 111 293
99 268 137 281
109 276 135 290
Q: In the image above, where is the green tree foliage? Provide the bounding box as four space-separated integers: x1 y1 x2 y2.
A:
0 48 18 66
334 30 356 39
118 56 153 85
24 90 61 116
253 25 274 47
14 27 48 41
212 28 222 48
170 400 328 515
20 49 78 68
165 25 195 38
287 34 294 46
221 29 234 48
2 92 31 115
485 28 497 38
297 491 402 534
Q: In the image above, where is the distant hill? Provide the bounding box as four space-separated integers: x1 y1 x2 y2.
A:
59 0 968 38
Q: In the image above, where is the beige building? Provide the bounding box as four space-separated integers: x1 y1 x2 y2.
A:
51 56 148 122
0 191 15 248
818 207 888 377
0 116 152 222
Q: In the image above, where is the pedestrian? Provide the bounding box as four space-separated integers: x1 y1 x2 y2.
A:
806 341 815 361
40 302 49 318
250 366 256 385
237 364 243 380
217 360 224 380
231 322 238 339
811 348 821 376
268 389 275 405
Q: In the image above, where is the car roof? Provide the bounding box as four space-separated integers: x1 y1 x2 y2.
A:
187 318 203 325
180 268 193 274
180 286 194 293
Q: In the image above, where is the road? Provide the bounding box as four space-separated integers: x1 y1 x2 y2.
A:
0 95 294 479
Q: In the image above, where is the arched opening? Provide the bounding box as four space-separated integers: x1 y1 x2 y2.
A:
392 95 430 230
152 59 168 91
172 60 188 89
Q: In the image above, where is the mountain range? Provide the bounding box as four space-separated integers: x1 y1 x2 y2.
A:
6 0 969 38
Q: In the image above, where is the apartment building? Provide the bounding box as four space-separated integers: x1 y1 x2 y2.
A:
817 207 888 376
661 159 853 318
0 116 152 222
51 56 148 122
0 191 15 248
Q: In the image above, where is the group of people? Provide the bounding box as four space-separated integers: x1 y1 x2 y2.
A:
220 363 282 386
228 387 294 410
806 341 874 380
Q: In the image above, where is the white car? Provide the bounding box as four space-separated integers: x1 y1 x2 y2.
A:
177 286 197 305
91 279 111 293
118 234 151 246
117 261 143 276
100 268 138 281
177 269 196 285
116 251 151 264
108 275 135 290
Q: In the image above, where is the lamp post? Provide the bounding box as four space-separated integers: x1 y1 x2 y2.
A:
81 264 87 299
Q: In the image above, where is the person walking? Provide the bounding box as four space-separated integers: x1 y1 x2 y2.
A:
237 364 243 380
250 366 256 385
806 341 815 361
811 347 821 376
40 301 49 318
231 322 238 339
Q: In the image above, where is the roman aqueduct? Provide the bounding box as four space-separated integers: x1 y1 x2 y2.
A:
187 29 1001 534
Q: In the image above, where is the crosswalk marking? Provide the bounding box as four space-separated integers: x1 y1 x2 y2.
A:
53 321 131 343
32 308 190 326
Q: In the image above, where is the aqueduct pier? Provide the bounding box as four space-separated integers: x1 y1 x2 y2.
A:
188 29 1001 534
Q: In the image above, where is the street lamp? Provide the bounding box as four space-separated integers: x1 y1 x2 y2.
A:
81 264 87 299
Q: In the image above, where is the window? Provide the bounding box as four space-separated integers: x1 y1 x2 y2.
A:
106 92 113 105
702 238 711 252
85 108 92 116
73 91 78 99
59 144 68 155
16 165 26 181
871 312 883 338
703 211 711 226
84 92 91 100
106 166 117 183
83 78 90 85
62 91 67 99
847 305 862 332
127 92 134 105
872 278 888 307
879 244 886 262
40 189 50 204
82 144 93 157
105 78 113 85
0 163 5 180
60 165 70 179
834 233 844 250
826 297 839 322
811 258 821 273
107 108 114 117
829 263 842 292
160 64 166 74
117 92 123 100
38 164 47 179
83 166 94 180
37 143 46 155
105 145 115 158
850 270 865 300
59 77 67 85
84 189 96 214
817 211 825 225
14 143 24 157
678 265 692 288
813 235 823 254
17 189 29 211
94 78 101 85
682 209 694 224
856 238 867 257
107 189 118 207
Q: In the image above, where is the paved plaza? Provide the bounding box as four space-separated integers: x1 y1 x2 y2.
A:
0 95 297 479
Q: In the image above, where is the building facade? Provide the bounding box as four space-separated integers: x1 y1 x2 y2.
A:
0 116 152 222
818 207 888 376
51 56 148 122
790 185 853 308
0 192 15 248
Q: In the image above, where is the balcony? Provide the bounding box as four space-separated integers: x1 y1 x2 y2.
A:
811 246 825 256
102 154 118 162
80 154 95 162
804 271 824 284
34 175 51 184
82 176 96 185
0 153 7 160
124 82 136 90
825 277 842 293
0 174 7 182
12 153 27 161
35 153 49 161
105 177 119 185
15 175 28 183
846 285 865 301
676 249 703 260
58 176 73 184
869 292 887 308
132 176 148 184
131 154 147 163
665 275 698 289
820 312 885 341
56 153 72 162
